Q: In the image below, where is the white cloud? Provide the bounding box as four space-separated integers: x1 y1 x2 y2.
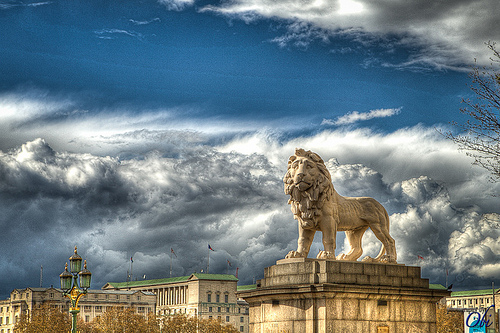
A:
448 214 500 279
94 29 144 41
201 0 500 68
1 93 500 295
322 107 402 126
158 0 194 11
129 18 161 26
1 125 499 296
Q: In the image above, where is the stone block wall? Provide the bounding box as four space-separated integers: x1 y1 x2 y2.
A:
241 259 449 333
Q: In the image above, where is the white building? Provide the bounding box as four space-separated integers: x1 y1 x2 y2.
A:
446 288 500 310
103 273 249 333
0 287 156 333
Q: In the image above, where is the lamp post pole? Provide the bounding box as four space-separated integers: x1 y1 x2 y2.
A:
60 246 92 333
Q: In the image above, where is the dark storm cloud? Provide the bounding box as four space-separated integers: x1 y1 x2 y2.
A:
202 0 500 67
1 122 499 298
0 138 286 296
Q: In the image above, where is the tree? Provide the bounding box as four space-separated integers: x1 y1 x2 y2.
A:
90 307 159 333
159 314 240 333
14 303 71 333
445 42 500 181
436 304 463 333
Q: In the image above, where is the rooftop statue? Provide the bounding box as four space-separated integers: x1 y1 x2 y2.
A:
283 148 397 263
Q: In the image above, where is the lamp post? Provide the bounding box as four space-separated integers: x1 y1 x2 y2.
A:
60 246 92 333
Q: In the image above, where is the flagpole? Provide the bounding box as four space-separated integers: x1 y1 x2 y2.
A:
130 257 134 282
207 247 210 274
170 250 173 278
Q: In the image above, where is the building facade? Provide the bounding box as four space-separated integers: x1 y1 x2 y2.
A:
103 273 249 333
0 287 156 333
446 288 500 310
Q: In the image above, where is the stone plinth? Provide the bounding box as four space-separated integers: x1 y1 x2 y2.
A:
239 259 449 333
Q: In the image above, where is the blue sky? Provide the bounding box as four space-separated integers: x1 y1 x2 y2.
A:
1 0 499 298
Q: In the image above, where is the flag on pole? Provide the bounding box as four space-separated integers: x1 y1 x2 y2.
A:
227 260 231 267
171 248 177 258
208 244 214 251
130 257 133 263
417 255 424 260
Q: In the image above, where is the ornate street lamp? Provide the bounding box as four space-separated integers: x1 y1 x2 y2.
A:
60 246 92 333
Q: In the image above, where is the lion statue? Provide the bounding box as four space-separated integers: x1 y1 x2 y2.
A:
283 148 397 263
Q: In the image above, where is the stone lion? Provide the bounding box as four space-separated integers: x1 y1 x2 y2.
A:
283 148 397 263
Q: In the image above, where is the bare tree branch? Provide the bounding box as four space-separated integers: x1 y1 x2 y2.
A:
443 42 500 182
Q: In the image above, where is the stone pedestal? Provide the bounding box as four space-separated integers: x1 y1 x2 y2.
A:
239 259 449 333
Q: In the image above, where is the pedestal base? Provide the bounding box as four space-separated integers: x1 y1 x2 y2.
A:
239 259 449 333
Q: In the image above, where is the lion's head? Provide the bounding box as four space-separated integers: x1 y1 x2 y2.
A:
283 148 334 229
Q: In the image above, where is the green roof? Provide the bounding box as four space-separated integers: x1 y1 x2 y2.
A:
451 288 500 297
237 284 257 292
429 284 447 290
191 273 238 281
104 273 237 289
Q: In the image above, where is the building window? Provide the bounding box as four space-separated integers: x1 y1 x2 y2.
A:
240 316 244 322
105 295 109 300
218 307 221 313
209 316 212 319
85 316 90 323
207 294 211 303
95 306 102 313
226 316 230 322
49 293 54 298
216 295 220 303
138 307 145 313
226 307 230 313
240 326 244 332
137 296 141 301
225 295 229 303
84 306 91 312
209 307 212 312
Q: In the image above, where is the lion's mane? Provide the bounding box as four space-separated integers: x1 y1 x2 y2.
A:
283 148 335 229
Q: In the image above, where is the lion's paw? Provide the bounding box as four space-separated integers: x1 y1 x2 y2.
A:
361 256 377 263
285 251 306 259
336 253 347 260
317 251 336 260
379 255 397 264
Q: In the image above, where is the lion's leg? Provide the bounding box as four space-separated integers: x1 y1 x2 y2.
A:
317 217 337 260
370 224 397 263
286 227 315 259
298 228 315 256
338 227 368 261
